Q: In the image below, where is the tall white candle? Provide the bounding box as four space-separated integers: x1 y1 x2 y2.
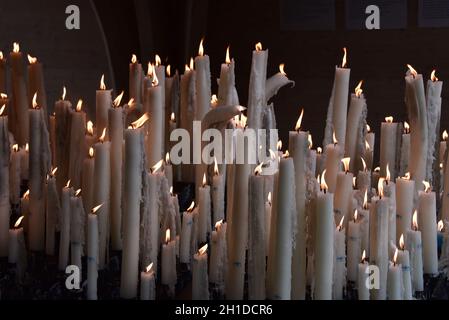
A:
357 250 370 300
397 234 412 300
347 210 361 282
396 174 415 244
193 244 209 300
380 117 398 179
96 75 112 141
198 173 211 244
87 204 101 300
161 229 177 293
334 157 353 227
45 169 60 256
333 217 346 300
58 181 73 270
0 106 9 257
212 159 225 224
129 54 142 108
9 144 21 205
180 202 195 264
140 263 156 300
68 100 86 189
8 216 24 264
324 136 343 193
387 249 403 300
406 211 424 292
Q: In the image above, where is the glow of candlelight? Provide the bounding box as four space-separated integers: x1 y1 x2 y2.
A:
99 128 106 142
279 63 286 76
385 116 393 123
92 203 103 214
407 64 417 77
76 99 82 112
355 80 363 97
341 157 350 173
342 47 347 68
225 46 231 64
32 92 38 109
198 243 208 255
255 42 262 51
295 109 304 131
14 216 24 228
131 54 137 64
113 91 124 107
131 113 149 129
100 74 106 90
13 42 19 53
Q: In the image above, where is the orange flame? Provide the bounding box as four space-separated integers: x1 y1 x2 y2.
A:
32 92 38 109
187 201 195 212
214 157 219 175
0 104 5 116
198 38 204 56
413 210 418 230
100 74 106 90
342 47 347 68
431 69 438 82
170 112 175 122
91 203 103 214
76 99 82 112
99 128 106 142
151 159 164 173
255 42 262 51
385 116 393 123
423 180 431 193
198 243 208 255
86 121 94 135
14 216 24 228
355 80 363 98
131 54 137 64
13 42 19 53
113 91 124 107
279 63 286 76
341 157 350 173
146 262 153 273
131 113 149 129
407 64 417 77
155 54 161 66
295 109 304 131
225 46 231 64
165 228 171 243
27 54 37 64
89 147 94 158
254 162 263 175
399 234 405 250
166 65 171 77
62 86 67 100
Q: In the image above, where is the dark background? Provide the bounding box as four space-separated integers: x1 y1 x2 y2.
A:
2 0 449 162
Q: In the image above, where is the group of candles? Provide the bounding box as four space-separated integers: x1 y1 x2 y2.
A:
0 39 447 301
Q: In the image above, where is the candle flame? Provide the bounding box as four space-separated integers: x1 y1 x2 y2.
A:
152 69 159 87
393 248 398 265
337 216 345 231
161 63 168 78
151 159 164 174
215 219 223 230
198 38 204 56
14 216 24 228
165 228 171 243
403 172 410 180
0 93 7 99
279 63 286 76
354 209 358 221
443 130 448 141
341 47 347 68
214 157 219 175
28 54 38 64
332 131 338 144
269 149 276 160
295 109 304 131
170 186 173 196
25 143 29 152
170 112 175 122
277 140 282 151
13 42 19 53
363 189 368 209
131 54 137 64
185 64 190 72
254 162 263 175
211 94 218 105
352 176 356 188
147 62 153 77
91 203 103 214
399 234 405 250
282 150 290 158
308 134 313 149
413 210 418 230
187 201 195 212
131 112 150 129
23 189 30 199
198 243 208 255
12 144 18 152
438 220 444 232
62 86 67 100
386 163 391 182
440 162 444 169
155 54 161 66
76 99 82 112
146 262 153 273
361 250 366 263
89 147 94 158
431 69 438 82
255 42 262 51
321 169 328 191
32 92 38 109
378 177 384 198
361 157 367 171
75 188 81 197
202 173 207 187
407 64 417 77
422 180 431 193
165 152 170 165
225 46 231 64
0 51 3 60
366 124 371 132
355 80 363 97
51 167 58 175
404 121 410 134
317 147 322 154
100 74 106 90
87 120 94 135
341 157 350 172
113 91 124 107
99 128 106 142
65 179 71 188
190 57 194 71
268 192 272 204
0 104 5 116
385 116 393 123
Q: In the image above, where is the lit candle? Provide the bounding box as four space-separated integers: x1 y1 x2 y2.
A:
180 201 195 264
382 166 397 246
109 91 124 251
0 104 9 257
399 122 410 176
20 190 30 234
192 244 209 300
418 181 438 275
140 263 156 300
397 234 412 300
380 116 398 180
209 220 227 287
333 216 346 300
426 70 442 185
10 42 29 145
154 54 166 149
406 211 424 292
324 133 343 193
395 172 414 244
387 249 403 300
347 210 361 282
27 54 48 124
359 190 370 257
45 167 60 256
161 229 177 294
334 157 353 228
87 204 102 300
357 250 369 300
59 180 73 270
439 130 447 166
68 99 86 189
8 216 24 264
10 144 21 205
164 152 173 189
96 74 112 141
247 41 267 131
217 46 239 106
120 114 148 299
314 171 334 300
364 125 375 171
70 189 84 273
28 93 51 251
82 147 95 220
93 128 111 269
129 54 142 108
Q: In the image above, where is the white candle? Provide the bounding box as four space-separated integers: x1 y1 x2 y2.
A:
358 192 370 257
161 229 177 293
330 48 350 148
212 159 225 224
426 71 442 184
209 220 226 287
68 100 86 189
192 244 209 300
380 117 398 179
20 190 29 234
96 75 112 141
45 169 60 256
418 181 438 275
406 211 424 292
357 251 370 300
87 204 101 300
324 137 343 193
395 175 414 244
140 263 156 300
129 55 142 108
334 157 353 227
120 115 147 299
347 210 361 282
383 174 397 246
198 173 211 244
54 90 71 192
247 42 267 131
248 165 266 300
333 217 346 300
82 148 95 222
70 190 84 273
387 249 403 300
27 55 48 121
8 216 24 264
93 129 111 269
0 106 9 257
397 234 412 300
109 95 124 251
180 202 195 264
9 144 21 205
164 152 173 189
314 172 334 300
399 123 410 176
58 182 73 270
